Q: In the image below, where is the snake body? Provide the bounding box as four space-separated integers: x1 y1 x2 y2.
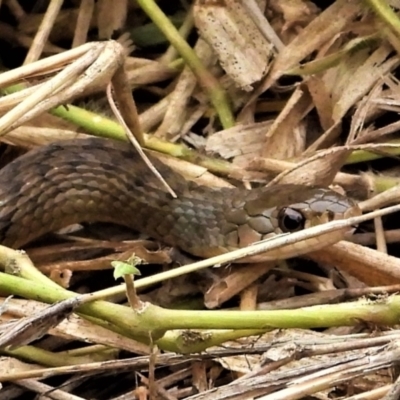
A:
0 138 360 260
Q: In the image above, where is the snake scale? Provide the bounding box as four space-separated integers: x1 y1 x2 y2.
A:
0 138 360 261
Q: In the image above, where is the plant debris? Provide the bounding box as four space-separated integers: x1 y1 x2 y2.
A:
1 1 400 399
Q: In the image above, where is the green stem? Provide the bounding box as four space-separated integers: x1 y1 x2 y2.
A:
2 272 400 353
51 104 233 174
136 0 235 129
366 0 400 37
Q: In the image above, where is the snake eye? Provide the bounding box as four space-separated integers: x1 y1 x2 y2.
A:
278 207 305 232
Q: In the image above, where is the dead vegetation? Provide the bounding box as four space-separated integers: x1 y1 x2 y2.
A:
2 0 400 399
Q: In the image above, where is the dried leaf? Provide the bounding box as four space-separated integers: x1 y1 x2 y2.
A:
194 0 274 90
97 0 128 39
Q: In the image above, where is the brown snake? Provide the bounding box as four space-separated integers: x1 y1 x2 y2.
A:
0 138 361 261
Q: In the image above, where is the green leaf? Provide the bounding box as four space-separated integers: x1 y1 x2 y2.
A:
112 258 142 279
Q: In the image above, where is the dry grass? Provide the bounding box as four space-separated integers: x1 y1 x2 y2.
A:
1 1 400 399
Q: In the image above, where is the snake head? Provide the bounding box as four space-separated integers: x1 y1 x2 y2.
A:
222 184 361 261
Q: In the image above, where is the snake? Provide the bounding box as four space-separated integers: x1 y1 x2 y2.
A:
0 137 361 261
